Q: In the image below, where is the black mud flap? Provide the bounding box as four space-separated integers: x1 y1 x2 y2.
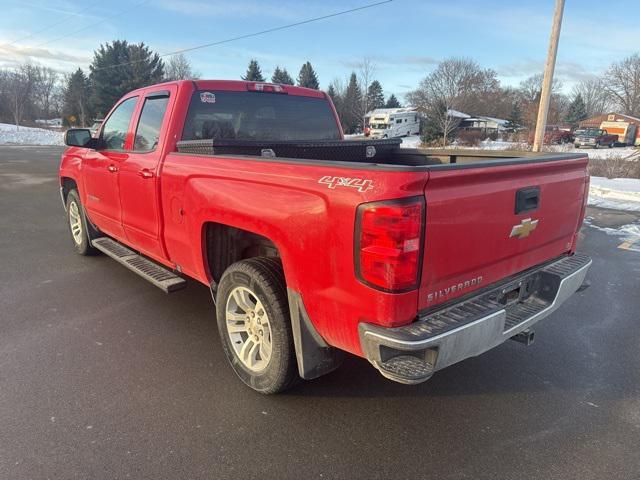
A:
287 289 344 380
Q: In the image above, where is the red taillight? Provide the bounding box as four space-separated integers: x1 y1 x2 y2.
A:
246 82 287 94
356 197 425 292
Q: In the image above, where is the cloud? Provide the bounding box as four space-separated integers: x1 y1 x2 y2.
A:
0 43 90 68
496 57 603 88
341 54 438 70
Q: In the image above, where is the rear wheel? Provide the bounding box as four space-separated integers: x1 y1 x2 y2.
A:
65 189 98 255
216 257 298 394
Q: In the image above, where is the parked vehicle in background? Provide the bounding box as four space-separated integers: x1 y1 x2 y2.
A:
366 108 419 138
574 128 618 148
599 121 637 146
528 125 574 145
59 79 591 394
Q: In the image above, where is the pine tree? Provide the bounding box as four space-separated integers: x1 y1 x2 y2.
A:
89 40 164 117
326 84 337 101
342 72 363 134
242 59 265 82
385 94 401 108
63 68 91 127
366 80 385 112
326 83 343 129
565 93 587 126
297 62 319 90
271 66 294 85
505 101 523 131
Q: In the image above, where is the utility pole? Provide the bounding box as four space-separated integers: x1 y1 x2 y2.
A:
532 0 565 152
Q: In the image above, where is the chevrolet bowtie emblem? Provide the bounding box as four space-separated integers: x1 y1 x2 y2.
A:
510 218 539 239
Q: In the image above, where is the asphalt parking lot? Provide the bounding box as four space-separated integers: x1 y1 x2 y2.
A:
1 145 639 480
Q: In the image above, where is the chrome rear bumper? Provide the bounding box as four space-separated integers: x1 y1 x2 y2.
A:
359 253 592 384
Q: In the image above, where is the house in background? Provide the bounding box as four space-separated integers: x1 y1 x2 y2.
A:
458 115 508 133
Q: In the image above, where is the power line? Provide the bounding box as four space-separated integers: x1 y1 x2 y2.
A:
31 0 152 48
6 3 96 46
91 0 393 72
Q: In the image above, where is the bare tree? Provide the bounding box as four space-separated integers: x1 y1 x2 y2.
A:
164 54 200 81
572 77 612 118
517 73 564 128
6 64 37 129
605 53 640 117
34 66 59 119
407 57 498 145
357 57 376 126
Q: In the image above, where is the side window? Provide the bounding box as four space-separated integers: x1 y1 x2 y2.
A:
134 95 170 152
396 119 402 124
101 97 138 150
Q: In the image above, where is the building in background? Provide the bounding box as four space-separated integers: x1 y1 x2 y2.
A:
579 113 640 146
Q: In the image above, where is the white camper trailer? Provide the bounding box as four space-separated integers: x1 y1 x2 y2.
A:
366 108 419 139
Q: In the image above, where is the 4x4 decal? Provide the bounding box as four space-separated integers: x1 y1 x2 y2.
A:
318 176 374 192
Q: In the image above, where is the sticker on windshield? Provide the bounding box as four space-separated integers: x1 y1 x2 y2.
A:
200 92 216 103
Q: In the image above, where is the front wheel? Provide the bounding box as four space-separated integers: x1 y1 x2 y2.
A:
216 257 299 394
65 189 98 255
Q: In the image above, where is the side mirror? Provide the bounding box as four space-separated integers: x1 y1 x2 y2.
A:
64 128 92 147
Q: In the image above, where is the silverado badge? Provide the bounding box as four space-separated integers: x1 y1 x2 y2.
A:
510 218 539 239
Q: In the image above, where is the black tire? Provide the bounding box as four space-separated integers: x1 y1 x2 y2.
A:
215 257 298 394
65 189 99 255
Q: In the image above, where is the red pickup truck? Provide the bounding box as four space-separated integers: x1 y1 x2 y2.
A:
574 128 618 148
60 80 591 393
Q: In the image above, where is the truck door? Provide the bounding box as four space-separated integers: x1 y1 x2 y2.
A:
82 96 138 239
118 87 175 260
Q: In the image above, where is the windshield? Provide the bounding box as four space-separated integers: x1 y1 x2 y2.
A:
582 129 602 136
370 123 389 129
182 91 341 141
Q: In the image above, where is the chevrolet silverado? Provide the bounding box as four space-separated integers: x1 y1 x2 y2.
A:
59 80 591 393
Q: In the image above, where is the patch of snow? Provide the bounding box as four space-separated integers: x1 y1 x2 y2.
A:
35 118 62 127
447 109 470 119
587 222 640 238
400 135 422 148
0 123 64 146
588 177 640 212
546 143 639 160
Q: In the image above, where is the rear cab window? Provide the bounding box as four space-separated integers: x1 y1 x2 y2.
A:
181 91 341 142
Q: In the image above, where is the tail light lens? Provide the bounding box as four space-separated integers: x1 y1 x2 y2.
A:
355 197 425 292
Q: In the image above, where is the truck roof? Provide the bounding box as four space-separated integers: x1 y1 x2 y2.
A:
127 79 327 99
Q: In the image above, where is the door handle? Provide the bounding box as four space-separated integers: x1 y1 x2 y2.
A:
137 169 154 179
107 164 118 173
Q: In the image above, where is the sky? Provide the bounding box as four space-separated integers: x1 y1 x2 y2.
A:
0 0 638 101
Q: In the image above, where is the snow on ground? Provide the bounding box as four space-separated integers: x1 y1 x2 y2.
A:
588 177 640 212
584 217 640 239
0 123 64 146
400 135 422 148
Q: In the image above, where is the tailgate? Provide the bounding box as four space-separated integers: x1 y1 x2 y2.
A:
418 156 589 311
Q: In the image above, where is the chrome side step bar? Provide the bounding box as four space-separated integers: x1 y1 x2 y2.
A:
91 237 186 293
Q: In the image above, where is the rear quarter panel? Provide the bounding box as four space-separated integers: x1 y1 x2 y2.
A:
160 153 428 355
